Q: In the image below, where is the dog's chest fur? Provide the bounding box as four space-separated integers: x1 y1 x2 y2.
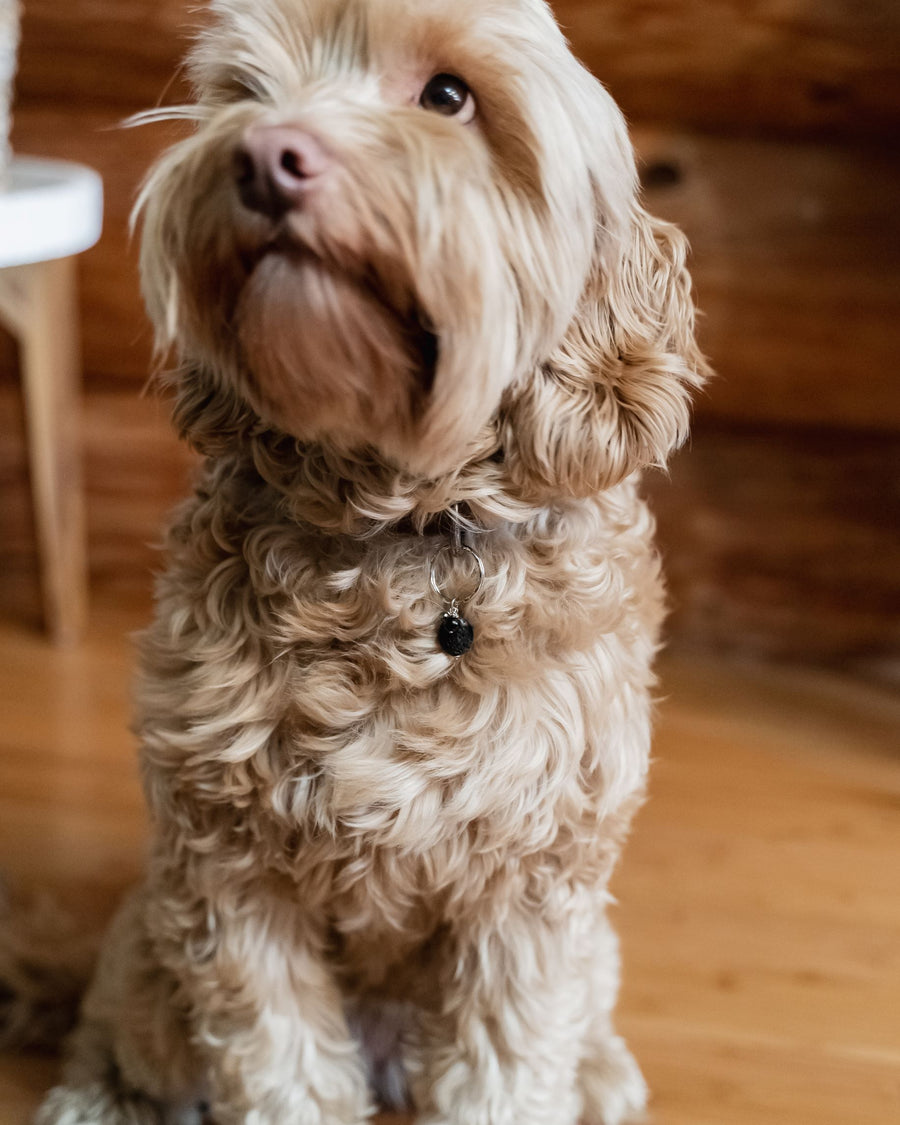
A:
138 464 660 968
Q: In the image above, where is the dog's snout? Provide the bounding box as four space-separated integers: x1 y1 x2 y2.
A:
234 124 330 220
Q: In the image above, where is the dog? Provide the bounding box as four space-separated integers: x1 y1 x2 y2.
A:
23 1 707 1121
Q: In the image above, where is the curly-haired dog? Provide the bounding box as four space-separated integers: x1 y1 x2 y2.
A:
26 0 707 1122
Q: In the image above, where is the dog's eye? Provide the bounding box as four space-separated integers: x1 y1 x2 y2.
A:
419 74 476 123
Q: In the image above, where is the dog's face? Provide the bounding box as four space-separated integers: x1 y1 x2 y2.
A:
139 0 705 491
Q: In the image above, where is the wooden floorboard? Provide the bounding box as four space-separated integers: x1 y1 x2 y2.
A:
0 598 898 1124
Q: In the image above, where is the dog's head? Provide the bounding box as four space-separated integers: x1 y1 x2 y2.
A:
138 0 706 494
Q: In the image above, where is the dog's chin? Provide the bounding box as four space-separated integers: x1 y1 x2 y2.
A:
235 251 439 466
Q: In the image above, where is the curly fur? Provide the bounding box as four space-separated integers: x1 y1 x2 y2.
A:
20 1 708 1122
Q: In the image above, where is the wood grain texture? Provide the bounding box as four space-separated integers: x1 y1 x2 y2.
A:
14 0 900 139
0 602 897 1123
645 422 900 685
637 129 900 431
0 380 195 634
561 0 900 141
15 0 191 114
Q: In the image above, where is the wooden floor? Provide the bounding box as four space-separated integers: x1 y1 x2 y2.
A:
0 598 898 1124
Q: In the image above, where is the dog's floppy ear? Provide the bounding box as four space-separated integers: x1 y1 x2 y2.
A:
503 203 709 499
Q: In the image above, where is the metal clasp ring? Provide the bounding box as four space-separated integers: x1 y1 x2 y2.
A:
429 544 485 606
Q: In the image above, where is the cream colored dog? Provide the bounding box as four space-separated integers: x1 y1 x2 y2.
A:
31 1 707 1122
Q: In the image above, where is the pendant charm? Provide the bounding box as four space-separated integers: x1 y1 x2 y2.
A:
429 514 485 659
438 607 475 657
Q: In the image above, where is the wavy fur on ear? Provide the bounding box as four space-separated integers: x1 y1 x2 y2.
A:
504 203 709 499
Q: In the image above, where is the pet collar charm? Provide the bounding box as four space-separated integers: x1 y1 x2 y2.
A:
430 516 484 657
437 599 476 657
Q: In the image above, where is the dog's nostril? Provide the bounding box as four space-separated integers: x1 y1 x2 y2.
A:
235 125 329 218
279 149 308 181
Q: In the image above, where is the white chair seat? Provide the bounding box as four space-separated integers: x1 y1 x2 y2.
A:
0 156 103 268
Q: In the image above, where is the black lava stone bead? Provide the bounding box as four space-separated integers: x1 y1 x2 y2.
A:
438 613 474 657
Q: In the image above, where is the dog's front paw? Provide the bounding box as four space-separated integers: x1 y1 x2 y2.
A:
579 1035 648 1125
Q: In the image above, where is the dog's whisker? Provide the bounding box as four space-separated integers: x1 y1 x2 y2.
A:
122 105 211 129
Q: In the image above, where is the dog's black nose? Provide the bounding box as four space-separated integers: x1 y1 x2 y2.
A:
234 123 330 220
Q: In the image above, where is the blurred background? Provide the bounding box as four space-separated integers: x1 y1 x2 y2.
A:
0 0 898 686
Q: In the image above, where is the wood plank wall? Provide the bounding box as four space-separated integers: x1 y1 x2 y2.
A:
1 1 899 683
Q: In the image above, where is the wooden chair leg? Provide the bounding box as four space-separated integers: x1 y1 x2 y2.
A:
15 257 88 644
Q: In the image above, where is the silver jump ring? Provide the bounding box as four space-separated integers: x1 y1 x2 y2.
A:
429 544 485 606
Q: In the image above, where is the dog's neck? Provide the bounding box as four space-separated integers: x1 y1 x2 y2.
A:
168 364 588 545
188 427 531 542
